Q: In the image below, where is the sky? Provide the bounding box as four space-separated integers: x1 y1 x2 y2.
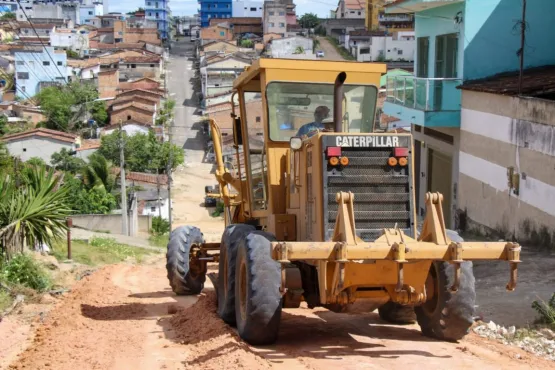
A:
106 0 336 19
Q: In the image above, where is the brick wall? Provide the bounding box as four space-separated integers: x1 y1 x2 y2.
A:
200 26 233 41
111 106 153 125
98 69 119 99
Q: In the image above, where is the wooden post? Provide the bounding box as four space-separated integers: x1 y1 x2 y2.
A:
66 218 72 260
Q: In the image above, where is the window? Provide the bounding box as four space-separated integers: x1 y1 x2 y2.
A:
358 11 361 15
250 7 256 11
435 33 458 78
21 86 26 92
16 61 24 65
155 2 158 7
46 31 49 35
147 2 151 5
24 29 29 34
416 37 429 78
269 11 274 15
131 64 136 68
360 48 370 54
43 61 50 66
279 11 284 16
279 23 285 27
220 31 225 36
266 82 378 142
148 12 152 16
150 207 156 212
398 49 403 55
256 116 261 123
88 11 93 15
150 64 155 67
57 61 63 66
23 148 27 152
269 22 274 27
127 115 131 120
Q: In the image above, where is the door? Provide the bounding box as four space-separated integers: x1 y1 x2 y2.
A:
427 148 452 226
434 33 458 109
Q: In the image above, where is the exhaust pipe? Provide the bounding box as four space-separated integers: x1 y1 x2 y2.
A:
334 72 347 133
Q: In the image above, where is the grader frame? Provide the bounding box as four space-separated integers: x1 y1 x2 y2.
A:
168 59 521 345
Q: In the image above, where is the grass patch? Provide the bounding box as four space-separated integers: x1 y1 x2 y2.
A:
149 234 169 249
53 237 157 266
1 254 51 292
325 37 356 61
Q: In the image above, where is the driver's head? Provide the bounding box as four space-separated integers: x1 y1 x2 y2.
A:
314 106 330 123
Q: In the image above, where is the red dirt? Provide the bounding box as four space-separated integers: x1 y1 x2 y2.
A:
3 259 554 370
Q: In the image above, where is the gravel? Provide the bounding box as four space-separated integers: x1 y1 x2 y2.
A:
473 321 555 361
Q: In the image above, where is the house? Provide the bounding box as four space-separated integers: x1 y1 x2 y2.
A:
15 47 67 98
144 0 171 40
202 40 240 53
117 77 162 94
209 16 263 35
17 22 55 44
137 189 170 220
263 1 286 36
335 0 365 19
75 138 100 162
232 1 263 18
199 0 233 28
383 0 555 245
11 104 45 125
16 3 80 24
50 26 90 56
200 23 233 41
345 30 415 62
269 36 314 58
102 121 152 136
200 54 251 99
365 0 414 32
80 3 104 26
1 128 77 163
110 102 156 126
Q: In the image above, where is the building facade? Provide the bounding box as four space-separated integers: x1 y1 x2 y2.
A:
263 1 286 36
15 47 67 98
382 0 555 247
365 0 414 32
145 0 170 40
80 2 104 25
231 0 262 17
199 0 232 28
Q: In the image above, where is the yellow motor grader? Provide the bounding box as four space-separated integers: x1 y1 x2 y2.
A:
166 59 521 345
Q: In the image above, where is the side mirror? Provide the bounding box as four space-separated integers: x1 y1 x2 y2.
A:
233 117 243 146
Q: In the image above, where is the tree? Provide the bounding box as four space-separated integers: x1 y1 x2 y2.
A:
0 166 71 259
50 148 86 174
0 12 16 21
127 7 145 15
240 39 254 48
26 157 47 167
66 49 80 59
83 153 115 193
155 99 176 127
98 131 184 173
299 13 319 29
294 46 305 54
90 101 108 126
63 175 117 215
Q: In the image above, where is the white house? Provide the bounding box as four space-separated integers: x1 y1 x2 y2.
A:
50 26 90 56
102 122 151 136
345 30 415 62
137 189 170 220
1 128 77 163
232 0 263 18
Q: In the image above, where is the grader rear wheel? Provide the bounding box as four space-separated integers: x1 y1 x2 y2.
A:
415 261 476 341
234 231 282 345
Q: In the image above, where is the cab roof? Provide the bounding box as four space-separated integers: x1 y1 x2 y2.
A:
233 58 387 90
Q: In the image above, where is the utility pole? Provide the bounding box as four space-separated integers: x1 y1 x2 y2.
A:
167 117 173 232
157 172 162 219
119 121 128 236
518 0 527 95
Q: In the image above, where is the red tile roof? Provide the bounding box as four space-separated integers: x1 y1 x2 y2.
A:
112 168 168 185
123 56 160 63
1 128 77 144
97 42 146 49
111 102 155 114
76 139 101 151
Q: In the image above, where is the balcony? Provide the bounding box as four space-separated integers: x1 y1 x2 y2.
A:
383 76 462 127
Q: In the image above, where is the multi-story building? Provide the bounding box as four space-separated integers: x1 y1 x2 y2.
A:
366 0 413 32
231 0 262 18
263 1 286 36
199 0 232 28
335 0 365 19
50 26 90 56
80 1 104 25
145 0 171 40
382 0 555 246
16 2 81 24
15 46 67 98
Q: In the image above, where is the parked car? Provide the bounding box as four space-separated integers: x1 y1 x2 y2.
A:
316 50 325 58
204 196 217 207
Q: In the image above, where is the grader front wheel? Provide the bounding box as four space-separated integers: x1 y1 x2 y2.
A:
415 261 476 341
166 226 206 295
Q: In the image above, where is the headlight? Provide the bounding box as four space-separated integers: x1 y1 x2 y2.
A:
290 137 302 151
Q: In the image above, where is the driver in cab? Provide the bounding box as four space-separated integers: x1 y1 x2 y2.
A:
296 106 334 139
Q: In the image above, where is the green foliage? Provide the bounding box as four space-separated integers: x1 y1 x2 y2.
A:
0 289 11 312
155 99 176 127
64 174 116 215
326 36 356 61
66 49 80 59
53 237 156 266
532 294 555 324
212 201 224 217
83 153 115 193
127 7 145 15
151 216 170 235
148 234 169 249
0 12 16 21
98 131 184 173
26 157 47 168
294 46 305 54
50 148 86 174
314 25 326 36
0 254 51 291
299 13 319 29
0 142 12 173
91 101 108 126
0 166 72 259
0 115 7 136
36 81 104 132
240 39 254 48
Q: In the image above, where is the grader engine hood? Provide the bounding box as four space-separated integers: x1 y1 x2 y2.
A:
320 134 414 242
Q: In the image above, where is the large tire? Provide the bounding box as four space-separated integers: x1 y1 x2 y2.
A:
414 261 476 341
234 231 282 345
217 224 256 325
378 301 416 324
166 226 206 295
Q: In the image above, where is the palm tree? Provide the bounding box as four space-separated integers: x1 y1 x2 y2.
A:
0 166 71 259
83 153 115 193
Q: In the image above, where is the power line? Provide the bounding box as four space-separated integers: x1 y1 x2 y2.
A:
14 0 68 82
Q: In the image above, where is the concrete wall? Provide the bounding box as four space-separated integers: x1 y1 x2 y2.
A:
270 36 313 57
458 90 555 247
71 214 152 234
5 137 73 163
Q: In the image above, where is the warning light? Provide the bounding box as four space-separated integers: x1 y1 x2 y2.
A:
399 157 408 166
340 156 349 166
388 157 398 166
326 146 342 157
329 157 340 166
394 147 409 157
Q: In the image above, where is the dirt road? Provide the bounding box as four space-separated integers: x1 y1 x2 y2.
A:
5 257 554 370
316 36 346 61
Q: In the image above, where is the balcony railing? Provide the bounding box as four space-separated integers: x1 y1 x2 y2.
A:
385 75 462 111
